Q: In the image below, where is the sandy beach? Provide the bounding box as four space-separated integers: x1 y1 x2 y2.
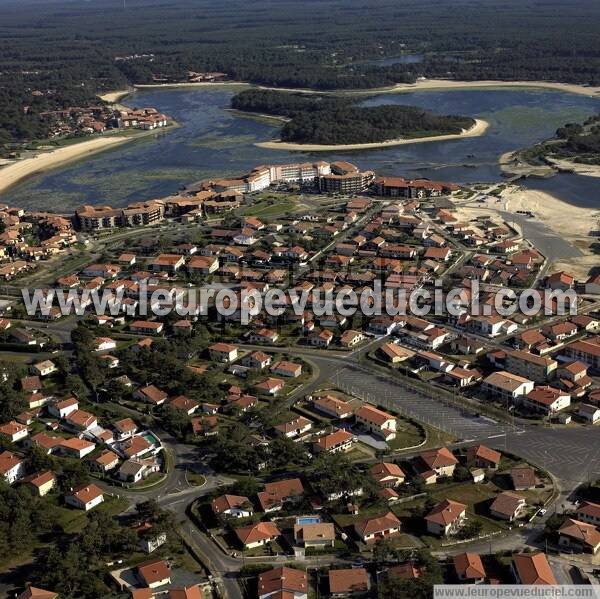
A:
498 150 556 178
132 78 600 99
0 136 135 194
255 118 489 152
454 185 599 279
98 89 132 103
545 157 600 179
499 151 600 179
134 81 251 92
364 79 600 98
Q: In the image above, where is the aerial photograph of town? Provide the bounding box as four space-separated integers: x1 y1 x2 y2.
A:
1 0 600 598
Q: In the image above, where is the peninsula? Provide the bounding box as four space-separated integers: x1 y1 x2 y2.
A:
502 114 600 178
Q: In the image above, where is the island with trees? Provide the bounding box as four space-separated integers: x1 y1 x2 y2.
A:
2 0 600 155
231 89 476 146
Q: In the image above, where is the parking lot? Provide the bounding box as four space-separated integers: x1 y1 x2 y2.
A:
333 366 508 440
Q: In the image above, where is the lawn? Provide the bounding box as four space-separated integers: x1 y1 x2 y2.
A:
387 419 425 451
187 472 206 487
54 495 129 534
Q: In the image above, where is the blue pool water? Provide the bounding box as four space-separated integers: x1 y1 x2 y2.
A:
296 516 321 525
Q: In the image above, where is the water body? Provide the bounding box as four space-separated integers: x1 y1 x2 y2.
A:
367 54 423 66
1 86 599 211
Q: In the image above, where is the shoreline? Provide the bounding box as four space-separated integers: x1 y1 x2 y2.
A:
454 184 598 279
254 118 489 152
0 132 147 195
545 157 600 179
498 151 600 179
98 89 133 104
498 150 556 178
129 78 600 99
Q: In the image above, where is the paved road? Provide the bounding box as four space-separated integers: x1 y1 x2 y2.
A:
279 350 600 494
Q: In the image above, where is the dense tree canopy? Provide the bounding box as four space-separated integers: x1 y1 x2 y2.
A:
232 89 474 144
2 0 600 151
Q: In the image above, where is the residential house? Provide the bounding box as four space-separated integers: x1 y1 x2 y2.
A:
64 409 97 431
137 559 172 589
416 447 458 482
257 478 304 512
241 351 272 369
134 385 168 406
118 458 159 483
490 491 526 521
313 429 354 453
512 552 556 585
208 343 238 363
65 484 104 511
274 416 312 439
258 567 308 599
293 521 335 549
370 462 405 488
92 449 120 473
378 342 414 364
354 404 396 441
329 568 370 597
453 553 486 584
575 501 600 526
425 499 467 536
235 521 280 549
483 371 534 402
0 420 28 443
114 417 138 440
312 395 354 419
59 437 96 459
255 377 285 395
558 518 600 554
17 588 58 599
48 397 79 419
30 360 57 377
130 320 164 335
522 386 570 416
211 494 253 519
510 466 537 490
340 330 365 348
354 511 401 543
23 470 55 496
579 403 600 423
0 451 25 484
465 445 502 470
270 360 302 378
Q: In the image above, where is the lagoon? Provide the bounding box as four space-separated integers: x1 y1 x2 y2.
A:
1 86 599 211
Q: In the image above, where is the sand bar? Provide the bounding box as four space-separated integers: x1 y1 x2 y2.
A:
545 157 600 179
0 135 135 194
131 79 600 99
98 89 132 103
255 118 489 152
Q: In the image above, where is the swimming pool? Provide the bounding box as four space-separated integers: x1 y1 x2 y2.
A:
142 431 161 446
296 516 321 525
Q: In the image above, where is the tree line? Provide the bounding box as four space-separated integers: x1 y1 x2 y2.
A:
232 89 474 144
1 0 600 152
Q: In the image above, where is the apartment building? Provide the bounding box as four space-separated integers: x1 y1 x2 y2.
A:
318 162 375 194
505 350 557 382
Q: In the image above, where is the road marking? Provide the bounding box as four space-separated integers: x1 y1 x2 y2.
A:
487 433 506 439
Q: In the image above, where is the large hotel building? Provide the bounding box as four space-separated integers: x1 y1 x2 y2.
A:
75 201 165 231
